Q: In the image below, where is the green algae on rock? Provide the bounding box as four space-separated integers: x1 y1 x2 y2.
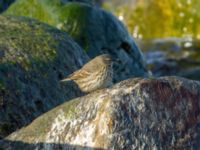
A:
4 0 62 25
1 76 200 149
5 2 93 51
0 16 58 69
0 15 88 138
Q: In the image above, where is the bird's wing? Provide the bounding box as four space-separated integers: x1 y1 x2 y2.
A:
82 59 99 73
70 69 90 80
61 57 99 82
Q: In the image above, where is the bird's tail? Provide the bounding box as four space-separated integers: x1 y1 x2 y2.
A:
60 71 76 82
60 77 71 82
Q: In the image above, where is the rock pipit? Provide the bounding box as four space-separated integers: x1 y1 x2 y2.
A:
61 54 113 93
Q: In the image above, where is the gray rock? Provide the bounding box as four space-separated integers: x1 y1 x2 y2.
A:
0 15 89 138
60 3 148 82
1 76 200 149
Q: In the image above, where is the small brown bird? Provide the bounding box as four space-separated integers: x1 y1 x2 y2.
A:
61 54 113 93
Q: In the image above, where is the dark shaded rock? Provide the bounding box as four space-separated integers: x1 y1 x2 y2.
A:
5 1 149 82
0 15 89 138
1 76 200 149
0 140 105 150
61 0 103 6
139 38 200 81
0 0 15 13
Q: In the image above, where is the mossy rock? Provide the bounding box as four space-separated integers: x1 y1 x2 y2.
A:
5 1 94 51
0 15 88 138
5 1 149 81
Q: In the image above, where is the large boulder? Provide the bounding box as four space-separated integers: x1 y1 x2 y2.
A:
5 1 148 82
1 76 200 149
0 15 88 138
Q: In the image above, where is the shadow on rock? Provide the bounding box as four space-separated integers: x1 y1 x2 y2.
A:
0 139 105 150
60 80 86 98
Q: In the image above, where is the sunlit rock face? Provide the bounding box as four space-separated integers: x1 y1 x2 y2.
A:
1 77 200 149
5 1 149 82
0 15 88 138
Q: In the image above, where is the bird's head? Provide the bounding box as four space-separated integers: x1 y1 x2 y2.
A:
98 54 113 67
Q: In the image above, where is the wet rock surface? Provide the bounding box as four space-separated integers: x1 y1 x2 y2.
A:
0 15 88 138
139 38 200 81
1 77 200 150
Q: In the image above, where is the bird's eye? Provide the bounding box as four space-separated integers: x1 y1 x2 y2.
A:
106 57 112 61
